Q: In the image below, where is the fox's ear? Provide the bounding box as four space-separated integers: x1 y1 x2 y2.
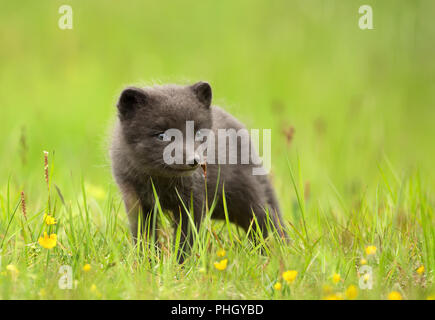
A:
191 81 212 108
117 87 148 120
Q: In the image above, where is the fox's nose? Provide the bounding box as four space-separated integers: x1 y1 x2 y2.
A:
187 154 201 167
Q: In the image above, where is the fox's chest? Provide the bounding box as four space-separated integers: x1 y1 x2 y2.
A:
138 177 201 211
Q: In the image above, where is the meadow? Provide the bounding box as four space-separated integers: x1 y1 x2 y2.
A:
0 0 434 300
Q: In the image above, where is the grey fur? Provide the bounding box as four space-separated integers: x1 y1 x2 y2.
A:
110 82 286 261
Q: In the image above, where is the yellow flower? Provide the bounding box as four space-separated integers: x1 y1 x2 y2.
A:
345 285 358 300
83 264 92 272
214 259 228 271
427 295 435 300
43 214 57 225
363 273 370 282
365 245 377 256
416 265 424 275
38 232 57 249
282 270 298 284
332 273 341 284
6 264 19 276
90 284 102 297
360 258 367 265
323 293 343 300
388 291 402 300
273 282 282 291
217 248 226 257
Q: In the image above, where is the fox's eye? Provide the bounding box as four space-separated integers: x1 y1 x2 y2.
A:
156 133 167 141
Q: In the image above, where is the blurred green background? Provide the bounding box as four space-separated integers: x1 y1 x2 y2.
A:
1 0 434 207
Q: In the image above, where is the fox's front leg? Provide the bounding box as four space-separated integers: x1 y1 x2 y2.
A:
119 183 153 244
173 201 203 264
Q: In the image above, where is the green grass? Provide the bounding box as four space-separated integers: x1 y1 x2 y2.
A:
0 0 434 299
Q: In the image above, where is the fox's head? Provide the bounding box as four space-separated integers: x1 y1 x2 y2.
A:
116 82 212 177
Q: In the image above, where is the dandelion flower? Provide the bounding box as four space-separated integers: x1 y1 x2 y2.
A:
345 285 358 300
282 270 298 284
332 273 341 284
388 291 402 300
273 282 282 291
43 214 57 225
83 264 92 272
360 258 367 265
214 259 228 271
217 248 226 257
365 245 377 256
416 265 424 275
38 232 57 249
